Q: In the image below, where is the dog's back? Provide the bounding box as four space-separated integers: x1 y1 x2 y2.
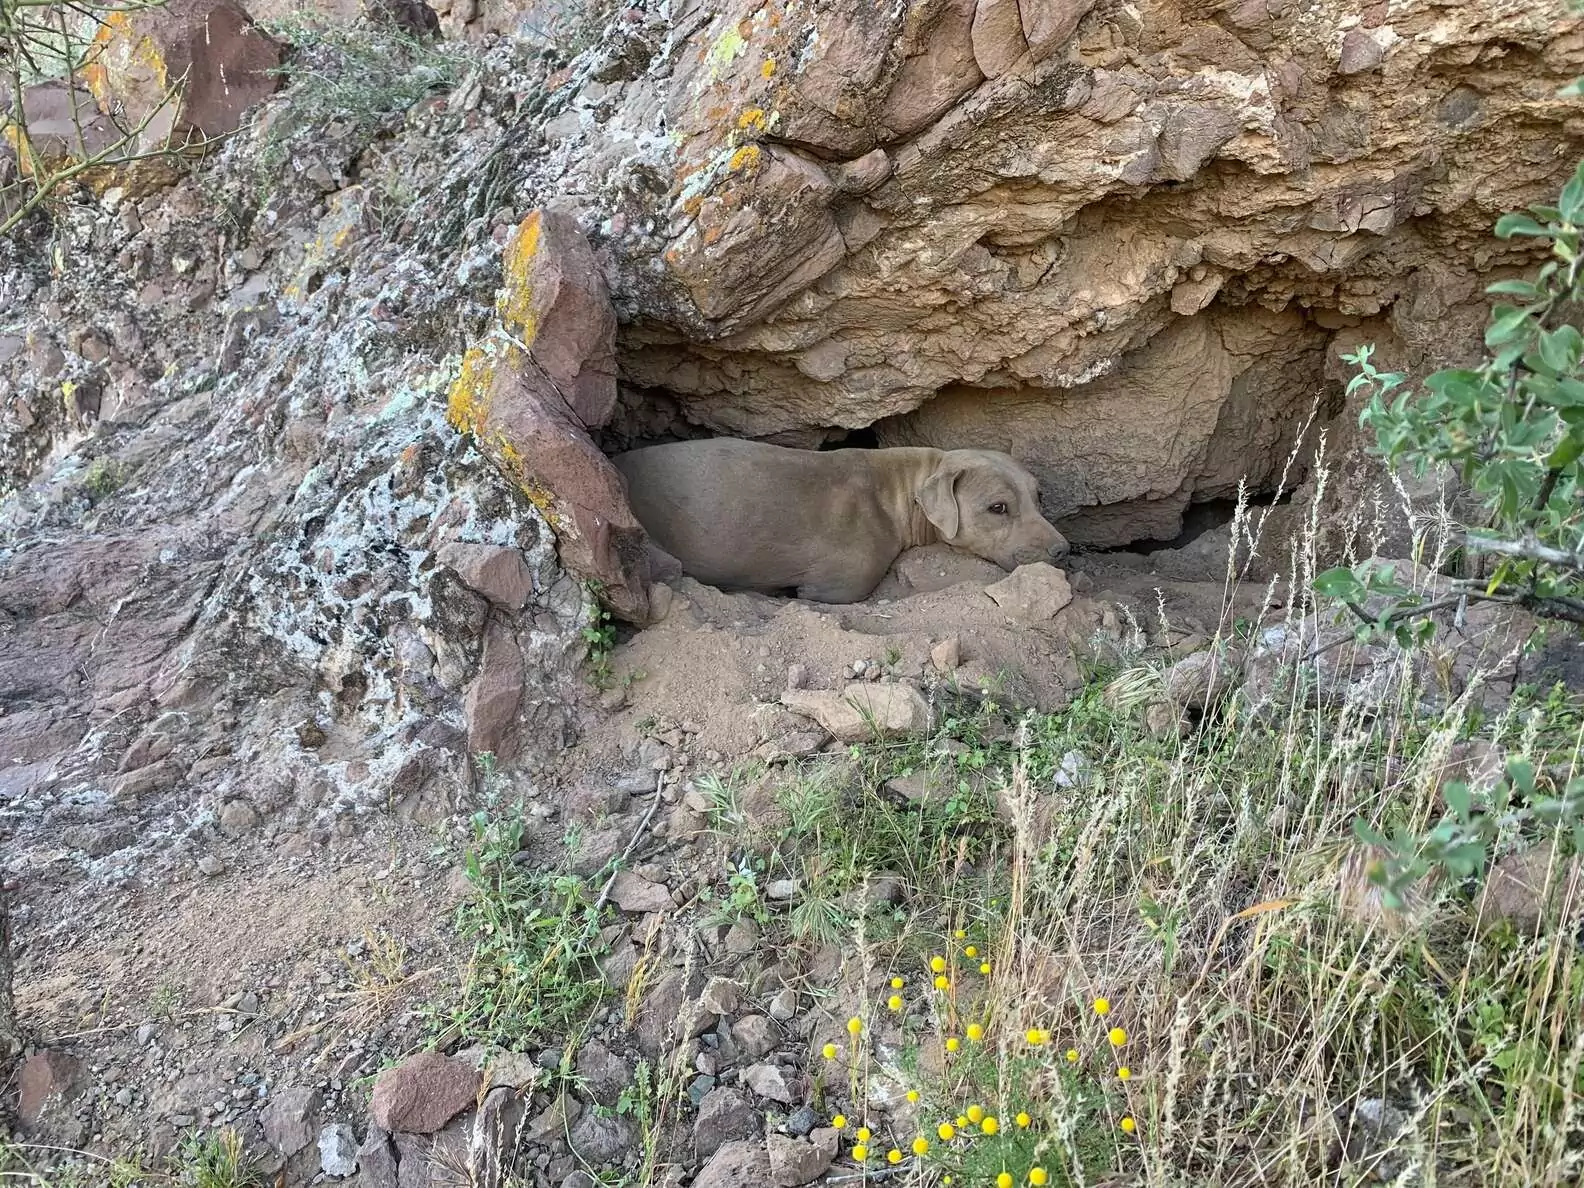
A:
612 438 880 594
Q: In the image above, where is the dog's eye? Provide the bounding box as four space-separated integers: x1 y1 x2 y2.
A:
988 502 1008 515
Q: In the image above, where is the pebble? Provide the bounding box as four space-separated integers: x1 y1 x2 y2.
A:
135 1023 158 1046
196 854 226 877
767 988 797 1021
319 1122 359 1177
785 1105 817 1137
114 1087 133 1107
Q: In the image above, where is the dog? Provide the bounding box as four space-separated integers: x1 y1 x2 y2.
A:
611 438 1070 604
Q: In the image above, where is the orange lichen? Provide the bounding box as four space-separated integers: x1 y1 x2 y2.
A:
761 59 777 77
496 212 543 342
703 224 725 246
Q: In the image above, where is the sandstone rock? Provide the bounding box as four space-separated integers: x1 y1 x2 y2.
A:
697 976 743 1017
972 0 1030 77
984 564 1073 622
1018 0 1095 61
260 1085 320 1157
767 1129 839 1187
1479 842 1584 936
435 543 536 611
446 210 653 623
691 1140 767 1188
780 682 932 742
18 1050 86 1130
880 0 983 138
742 1062 798 1104
1339 27 1385 74
694 1086 760 1157
370 1052 481 1135
83 0 281 152
218 798 261 836
609 871 673 913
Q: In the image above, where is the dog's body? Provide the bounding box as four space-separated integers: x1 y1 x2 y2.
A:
612 438 1069 604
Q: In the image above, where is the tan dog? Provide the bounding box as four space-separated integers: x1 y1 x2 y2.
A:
612 438 1070 603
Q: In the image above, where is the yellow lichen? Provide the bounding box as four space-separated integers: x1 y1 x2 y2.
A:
445 345 497 434
728 144 761 172
761 58 776 78
736 107 767 132
496 212 543 342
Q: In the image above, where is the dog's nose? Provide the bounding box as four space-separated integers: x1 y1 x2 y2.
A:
1048 535 1071 561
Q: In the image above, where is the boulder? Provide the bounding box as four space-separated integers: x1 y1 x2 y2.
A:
446 210 657 623
691 1140 768 1188
260 1085 321 1157
767 1129 840 1186
1479 842 1584 936
694 1087 760 1157
17 1050 86 1131
83 0 281 152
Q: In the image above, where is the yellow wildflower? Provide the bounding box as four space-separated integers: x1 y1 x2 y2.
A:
1093 997 1111 1016
1015 1112 1031 1128
1118 1067 1132 1081
937 1122 955 1141
966 1105 984 1124
1109 1027 1126 1047
857 1127 871 1142
966 1023 985 1042
945 1037 960 1052
964 945 978 958
981 1116 1000 1136
890 976 904 989
832 1115 847 1130
1065 1048 1079 1063
1025 1029 1048 1045
906 1090 919 1104
1030 1170 1049 1186
847 1017 862 1035
888 995 904 1011
930 955 947 973
998 1175 1014 1188
912 1137 930 1156
980 962 992 975
1120 1116 1137 1134
934 975 950 991
852 1144 869 1161
887 1149 903 1165
821 1043 838 1060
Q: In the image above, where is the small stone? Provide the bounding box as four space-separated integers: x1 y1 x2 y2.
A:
114 1087 133 1107
723 920 759 956
698 976 744 1017
687 1074 717 1106
767 1129 839 1186
260 1086 320 1157
355 1125 397 1187
609 871 673 913
691 1140 767 1188
785 1105 816 1137
19 1050 87 1128
574 1039 633 1106
785 663 807 690
730 1014 780 1059
742 1062 798 1104
524 1094 582 1143
694 1087 759 1157
1144 702 1185 738
766 988 797 1022
766 878 800 901
1479 842 1584 935
318 1123 358 1178
196 854 226 877
369 1051 480 1134
1164 649 1238 712
218 799 261 836
568 1109 636 1162
983 563 1073 622
135 1023 158 1046
930 636 961 672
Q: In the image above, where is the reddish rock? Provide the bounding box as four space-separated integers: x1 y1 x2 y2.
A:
260 1084 320 1156
11 82 123 172
435 543 535 611
18 1050 87 1130
447 210 658 624
462 620 525 761
84 0 281 151
1339 26 1385 74
370 1051 481 1135
691 1139 769 1188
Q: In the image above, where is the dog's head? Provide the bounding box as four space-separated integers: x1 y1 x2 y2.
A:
917 450 1070 571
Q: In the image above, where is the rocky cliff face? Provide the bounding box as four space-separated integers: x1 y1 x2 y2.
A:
515 0 1584 544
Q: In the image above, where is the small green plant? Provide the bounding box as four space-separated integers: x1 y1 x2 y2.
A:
581 586 620 688
81 457 127 503
434 806 608 1049
169 1129 262 1188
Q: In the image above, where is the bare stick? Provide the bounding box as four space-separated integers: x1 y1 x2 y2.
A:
592 770 665 918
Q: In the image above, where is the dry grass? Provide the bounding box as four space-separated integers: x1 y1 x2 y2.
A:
762 464 1584 1187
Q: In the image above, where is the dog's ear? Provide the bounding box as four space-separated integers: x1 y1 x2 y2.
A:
918 461 964 540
